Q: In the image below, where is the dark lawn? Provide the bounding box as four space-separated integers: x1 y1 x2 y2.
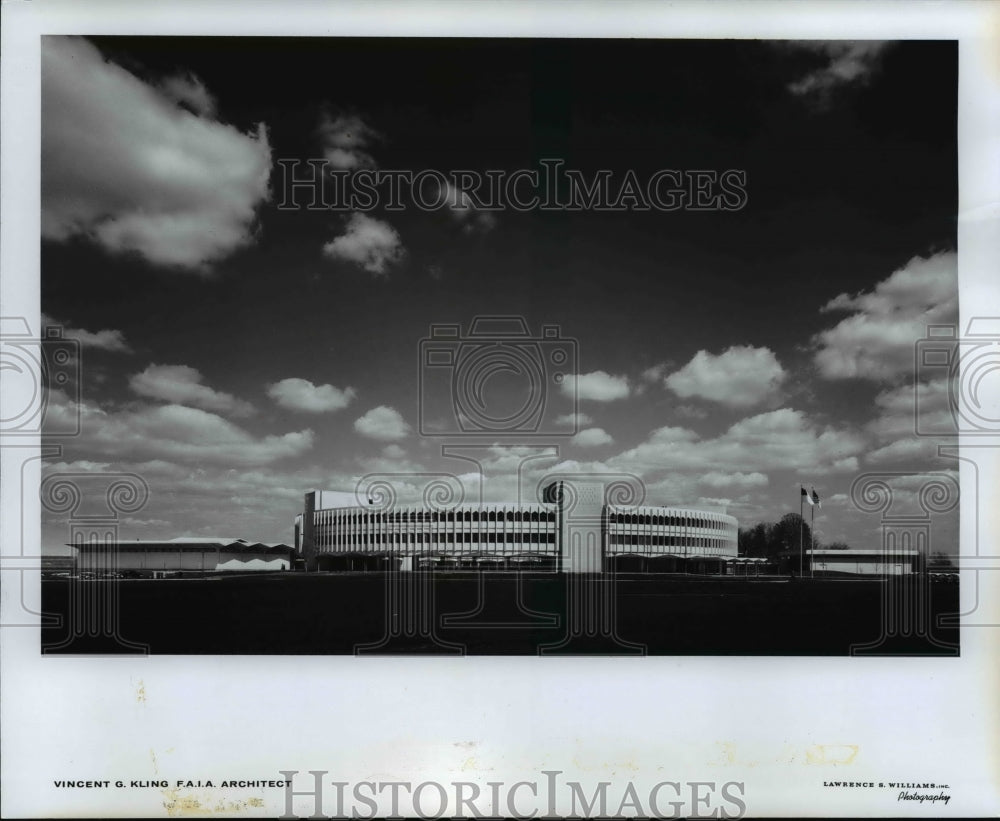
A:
40 573 960 656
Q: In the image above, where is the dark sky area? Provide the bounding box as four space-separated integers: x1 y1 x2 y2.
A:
40 37 958 550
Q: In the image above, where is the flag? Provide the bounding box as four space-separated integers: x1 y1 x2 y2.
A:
811 487 821 508
801 486 814 505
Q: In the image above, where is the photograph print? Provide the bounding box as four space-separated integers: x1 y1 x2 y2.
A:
35 35 961 655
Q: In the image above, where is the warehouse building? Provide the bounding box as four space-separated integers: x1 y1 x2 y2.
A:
72 538 293 577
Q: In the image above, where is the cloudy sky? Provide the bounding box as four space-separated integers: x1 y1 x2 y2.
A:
39 36 958 553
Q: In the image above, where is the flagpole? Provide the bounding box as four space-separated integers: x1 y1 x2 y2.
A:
810 500 815 579
799 488 804 578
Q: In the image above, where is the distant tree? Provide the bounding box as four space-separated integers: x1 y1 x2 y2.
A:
824 541 851 551
771 512 813 559
739 514 813 561
739 521 774 558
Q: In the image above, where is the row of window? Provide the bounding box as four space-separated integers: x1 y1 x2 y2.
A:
608 534 731 549
318 510 733 527
607 513 731 529
317 531 558 546
320 509 557 523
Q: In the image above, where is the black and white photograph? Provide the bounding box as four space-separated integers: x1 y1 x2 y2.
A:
35 33 961 656
2 1 999 818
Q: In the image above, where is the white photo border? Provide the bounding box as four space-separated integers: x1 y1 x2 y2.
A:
2 1 998 817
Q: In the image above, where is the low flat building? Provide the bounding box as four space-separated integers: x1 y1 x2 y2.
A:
72 538 293 577
807 548 920 576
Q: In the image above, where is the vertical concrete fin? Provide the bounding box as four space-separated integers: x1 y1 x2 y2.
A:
552 479 605 573
302 491 318 571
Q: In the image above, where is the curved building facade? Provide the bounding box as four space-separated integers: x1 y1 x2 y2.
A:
605 504 738 572
296 480 738 573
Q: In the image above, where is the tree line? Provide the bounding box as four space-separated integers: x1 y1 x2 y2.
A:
739 513 956 570
738 513 818 561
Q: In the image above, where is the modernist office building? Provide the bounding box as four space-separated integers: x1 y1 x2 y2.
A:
296 480 740 573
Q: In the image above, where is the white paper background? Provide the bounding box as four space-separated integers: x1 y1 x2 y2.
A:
2 1 998 817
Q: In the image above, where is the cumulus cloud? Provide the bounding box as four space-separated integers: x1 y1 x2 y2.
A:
562 371 631 402
664 345 786 408
41 313 131 353
611 407 865 476
354 405 411 441
814 251 958 381
786 41 889 101
41 36 271 270
266 378 356 413
159 73 217 117
674 404 708 421
864 376 955 465
698 471 769 490
865 439 931 465
555 411 593 428
697 496 735 509
42 459 113 474
868 378 953 441
39 457 353 547
641 363 668 383
129 364 254 417
477 444 560 476
45 390 311 467
323 213 405 275
318 111 381 170
441 181 498 233
836 471 960 526
381 444 407 459
570 427 614 447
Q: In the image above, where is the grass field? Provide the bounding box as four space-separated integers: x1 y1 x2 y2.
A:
40 573 960 656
